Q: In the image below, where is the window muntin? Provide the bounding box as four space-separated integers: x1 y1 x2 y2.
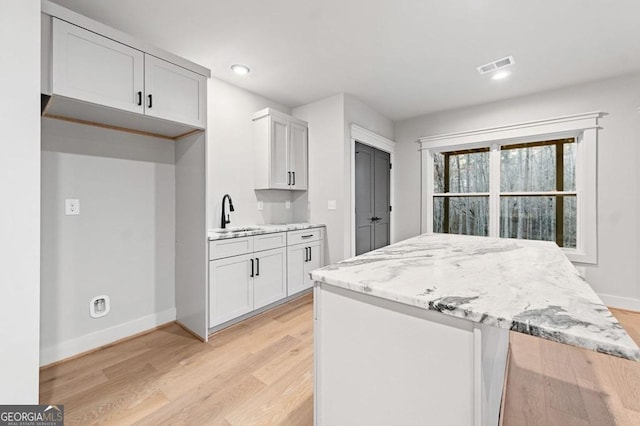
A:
432 138 577 248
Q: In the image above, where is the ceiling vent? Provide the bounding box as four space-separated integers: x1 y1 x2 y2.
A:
477 56 514 74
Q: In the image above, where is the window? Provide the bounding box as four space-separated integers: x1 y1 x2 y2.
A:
499 139 576 248
433 148 489 236
433 139 576 247
419 112 601 264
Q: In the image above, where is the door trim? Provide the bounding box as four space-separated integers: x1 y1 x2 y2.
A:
350 124 395 258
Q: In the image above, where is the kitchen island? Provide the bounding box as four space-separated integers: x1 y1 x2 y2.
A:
311 233 640 426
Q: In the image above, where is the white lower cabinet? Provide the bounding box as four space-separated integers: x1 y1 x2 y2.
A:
209 232 288 328
287 241 323 296
209 253 253 327
253 247 287 309
209 228 324 329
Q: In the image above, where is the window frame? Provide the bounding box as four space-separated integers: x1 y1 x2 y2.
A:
419 112 601 264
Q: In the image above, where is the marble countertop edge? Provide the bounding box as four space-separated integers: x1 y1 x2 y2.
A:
309 233 640 362
208 223 325 240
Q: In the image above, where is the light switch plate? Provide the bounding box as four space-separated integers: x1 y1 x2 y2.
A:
65 199 80 215
285 200 291 209
257 201 264 211
328 200 337 210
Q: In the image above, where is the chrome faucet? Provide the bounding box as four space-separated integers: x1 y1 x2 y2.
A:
221 194 235 228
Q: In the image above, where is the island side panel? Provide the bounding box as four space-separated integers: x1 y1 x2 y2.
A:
477 324 510 426
315 282 478 426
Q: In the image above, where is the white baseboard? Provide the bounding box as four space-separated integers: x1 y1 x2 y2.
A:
40 308 176 367
598 293 640 312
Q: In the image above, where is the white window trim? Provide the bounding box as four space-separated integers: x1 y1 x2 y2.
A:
418 111 602 264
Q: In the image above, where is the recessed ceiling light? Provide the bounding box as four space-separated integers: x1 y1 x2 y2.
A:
491 70 511 81
231 64 250 76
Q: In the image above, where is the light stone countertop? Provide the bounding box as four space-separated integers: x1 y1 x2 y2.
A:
208 223 324 241
310 233 640 361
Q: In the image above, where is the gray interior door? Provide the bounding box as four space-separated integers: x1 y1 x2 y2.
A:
355 142 390 255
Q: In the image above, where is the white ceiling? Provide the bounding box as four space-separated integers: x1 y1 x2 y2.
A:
51 0 640 121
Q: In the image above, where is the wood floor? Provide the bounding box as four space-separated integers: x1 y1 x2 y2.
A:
503 308 640 426
40 293 314 425
40 296 640 425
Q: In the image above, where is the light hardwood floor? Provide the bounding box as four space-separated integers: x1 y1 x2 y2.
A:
40 296 640 425
40 293 314 425
503 308 640 426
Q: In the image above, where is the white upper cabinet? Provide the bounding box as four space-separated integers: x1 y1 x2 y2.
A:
289 122 308 190
47 17 208 132
52 18 144 114
270 115 291 189
253 109 308 190
144 55 207 128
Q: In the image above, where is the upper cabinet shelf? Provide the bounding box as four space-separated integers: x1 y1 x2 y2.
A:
41 2 209 139
253 109 309 191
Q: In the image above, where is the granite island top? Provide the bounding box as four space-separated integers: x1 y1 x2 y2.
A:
310 233 640 361
208 223 324 241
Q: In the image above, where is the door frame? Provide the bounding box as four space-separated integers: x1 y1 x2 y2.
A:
350 124 395 258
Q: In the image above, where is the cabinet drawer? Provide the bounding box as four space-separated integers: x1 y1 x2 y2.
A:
209 237 253 260
288 228 323 246
254 232 286 252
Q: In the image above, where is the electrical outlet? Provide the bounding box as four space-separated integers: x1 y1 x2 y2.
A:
65 199 80 215
90 295 110 318
285 200 291 209
257 201 264 211
328 200 337 210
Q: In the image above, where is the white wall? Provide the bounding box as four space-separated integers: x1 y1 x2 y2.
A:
293 94 346 263
207 77 294 228
344 95 394 140
394 73 640 309
293 93 394 263
0 0 41 403
40 118 176 365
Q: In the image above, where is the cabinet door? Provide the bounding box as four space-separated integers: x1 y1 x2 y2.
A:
270 116 291 189
303 242 323 290
144 54 207 128
209 254 253 327
253 247 287 309
289 122 308 190
287 244 306 296
52 18 144 114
